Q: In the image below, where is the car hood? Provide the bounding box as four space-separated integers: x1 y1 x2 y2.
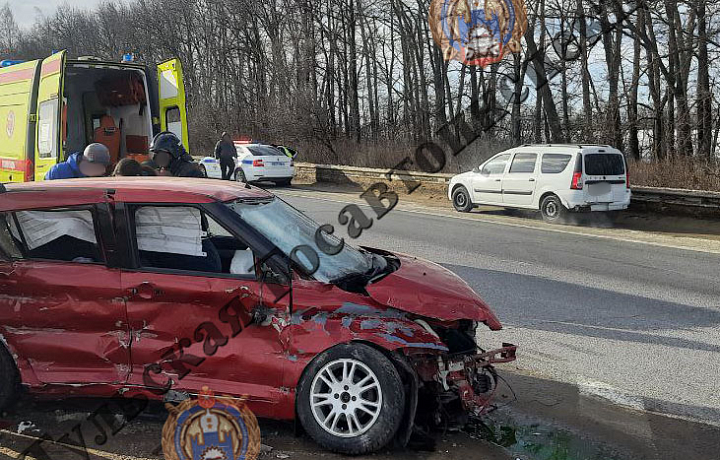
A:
365 252 503 330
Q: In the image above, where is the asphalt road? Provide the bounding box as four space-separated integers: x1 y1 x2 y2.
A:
276 188 720 427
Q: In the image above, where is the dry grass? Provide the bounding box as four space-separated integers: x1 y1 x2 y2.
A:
629 159 720 192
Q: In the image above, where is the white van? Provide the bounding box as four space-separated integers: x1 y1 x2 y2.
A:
448 144 631 222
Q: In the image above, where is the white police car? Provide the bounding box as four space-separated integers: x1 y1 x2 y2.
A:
199 141 295 186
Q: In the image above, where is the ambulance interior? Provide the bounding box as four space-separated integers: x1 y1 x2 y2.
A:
63 64 154 165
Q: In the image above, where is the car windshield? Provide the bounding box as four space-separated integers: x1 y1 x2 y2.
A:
226 197 371 283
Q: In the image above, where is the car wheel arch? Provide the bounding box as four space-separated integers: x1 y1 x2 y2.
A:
538 191 567 210
451 182 471 200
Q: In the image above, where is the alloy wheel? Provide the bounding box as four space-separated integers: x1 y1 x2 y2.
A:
309 358 382 438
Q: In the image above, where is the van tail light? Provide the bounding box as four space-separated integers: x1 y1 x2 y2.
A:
253 159 264 167
290 159 294 167
570 154 583 190
571 172 583 190
22 160 34 181
625 166 630 189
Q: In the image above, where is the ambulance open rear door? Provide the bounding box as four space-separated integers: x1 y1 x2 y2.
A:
34 50 66 181
157 58 189 154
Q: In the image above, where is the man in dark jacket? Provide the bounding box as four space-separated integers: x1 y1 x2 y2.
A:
214 132 237 180
149 132 204 178
45 143 111 180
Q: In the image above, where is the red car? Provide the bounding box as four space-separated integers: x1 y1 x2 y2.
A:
0 178 515 454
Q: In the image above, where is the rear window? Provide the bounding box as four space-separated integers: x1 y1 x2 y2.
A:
247 145 283 157
584 154 625 175
541 154 572 174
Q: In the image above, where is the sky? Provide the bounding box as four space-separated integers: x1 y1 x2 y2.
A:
8 0 105 28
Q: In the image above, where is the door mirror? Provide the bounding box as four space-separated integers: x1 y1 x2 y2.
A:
472 165 480 173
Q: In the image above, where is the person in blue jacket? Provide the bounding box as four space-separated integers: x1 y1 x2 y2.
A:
44 143 111 180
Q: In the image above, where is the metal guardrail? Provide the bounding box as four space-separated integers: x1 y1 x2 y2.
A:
295 162 720 213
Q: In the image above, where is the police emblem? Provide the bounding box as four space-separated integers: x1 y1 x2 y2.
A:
429 0 527 67
162 387 261 460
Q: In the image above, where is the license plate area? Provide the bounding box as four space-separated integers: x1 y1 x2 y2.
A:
588 182 612 196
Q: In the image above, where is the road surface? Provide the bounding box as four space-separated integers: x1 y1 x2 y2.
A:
277 187 720 427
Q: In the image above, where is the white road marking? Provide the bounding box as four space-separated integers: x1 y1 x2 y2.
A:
278 189 720 255
0 429 157 460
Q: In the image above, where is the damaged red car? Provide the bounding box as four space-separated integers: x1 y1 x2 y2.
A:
0 178 515 454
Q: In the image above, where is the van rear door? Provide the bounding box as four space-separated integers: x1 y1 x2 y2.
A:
583 151 627 205
157 58 189 154
34 51 66 181
0 59 40 183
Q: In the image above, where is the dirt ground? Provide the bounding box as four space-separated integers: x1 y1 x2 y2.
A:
1 369 717 460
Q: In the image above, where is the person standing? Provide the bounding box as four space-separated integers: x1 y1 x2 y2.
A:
45 143 111 180
214 132 237 180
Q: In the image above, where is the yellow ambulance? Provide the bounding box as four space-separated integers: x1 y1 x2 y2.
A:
0 50 189 182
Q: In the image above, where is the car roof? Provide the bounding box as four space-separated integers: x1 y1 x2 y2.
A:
0 177 273 211
514 144 621 153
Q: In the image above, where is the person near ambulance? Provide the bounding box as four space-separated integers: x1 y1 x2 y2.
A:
214 132 237 180
44 143 111 180
149 131 204 178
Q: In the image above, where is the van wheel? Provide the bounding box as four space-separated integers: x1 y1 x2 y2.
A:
297 343 405 455
235 169 246 183
198 165 207 178
0 345 19 411
274 178 292 187
452 186 473 212
541 195 567 223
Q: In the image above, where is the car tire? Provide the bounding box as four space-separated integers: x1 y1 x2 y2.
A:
274 178 292 187
235 169 247 183
540 194 567 223
0 345 19 412
198 165 207 178
452 186 473 212
297 343 405 455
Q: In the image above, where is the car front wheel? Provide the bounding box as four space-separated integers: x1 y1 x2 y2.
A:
235 169 247 183
452 186 473 212
297 343 405 454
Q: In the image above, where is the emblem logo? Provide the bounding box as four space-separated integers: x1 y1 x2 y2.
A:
429 0 527 67
162 387 261 460
6 111 15 139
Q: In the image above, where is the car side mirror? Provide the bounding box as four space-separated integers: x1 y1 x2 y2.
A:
472 165 480 173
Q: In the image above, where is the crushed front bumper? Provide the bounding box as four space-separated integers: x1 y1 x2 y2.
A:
411 343 517 418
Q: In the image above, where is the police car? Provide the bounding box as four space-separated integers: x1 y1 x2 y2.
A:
198 139 295 186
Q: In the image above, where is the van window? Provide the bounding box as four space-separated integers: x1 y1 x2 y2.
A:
166 107 182 140
481 154 511 175
38 99 59 159
509 153 537 173
8 209 104 263
584 154 625 175
541 154 572 174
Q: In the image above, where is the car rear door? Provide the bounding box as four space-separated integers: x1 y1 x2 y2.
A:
116 202 287 416
583 152 627 205
248 145 292 178
0 200 131 386
502 152 539 206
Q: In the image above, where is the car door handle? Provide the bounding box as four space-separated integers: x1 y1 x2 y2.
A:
529 178 536 182
131 282 161 300
494 179 501 182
